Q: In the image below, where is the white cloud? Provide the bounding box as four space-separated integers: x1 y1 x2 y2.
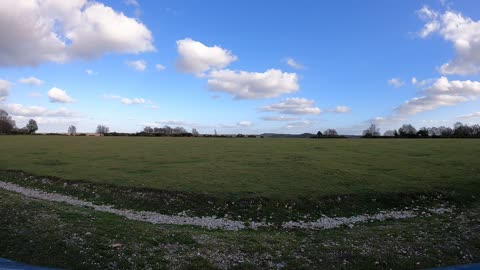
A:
286 120 313 129
126 60 146 71
125 0 139 7
237 121 253 127
86 69 98 76
388 78 404 88
261 98 321 115
149 105 159 110
411 77 432 87
176 38 237 75
285 58 304 70
331 106 351 113
1 103 75 117
261 115 299 121
18 76 44 86
155 64 166 71
0 79 12 101
121 97 147 105
424 76 480 97
208 69 299 99
48 87 74 103
419 7 480 75
395 94 467 115
103 94 151 105
0 0 154 67
394 77 480 115
459 112 480 119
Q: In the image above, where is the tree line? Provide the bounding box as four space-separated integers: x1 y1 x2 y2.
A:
0 109 38 134
362 123 480 138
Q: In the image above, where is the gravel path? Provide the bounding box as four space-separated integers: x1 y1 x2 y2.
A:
0 181 451 231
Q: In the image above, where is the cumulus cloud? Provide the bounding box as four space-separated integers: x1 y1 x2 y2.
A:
285 58 304 70
176 38 237 75
459 112 480 119
388 78 404 88
261 115 299 121
331 106 351 113
126 60 147 71
208 69 299 99
261 98 321 115
0 79 12 101
395 77 480 115
0 0 154 67
418 6 480 75
18 76 44 86
1 103 75 117
155 64 166 71
48 87 74 103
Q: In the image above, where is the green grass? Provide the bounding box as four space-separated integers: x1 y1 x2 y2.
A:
1 189 480 269
1 136 479 199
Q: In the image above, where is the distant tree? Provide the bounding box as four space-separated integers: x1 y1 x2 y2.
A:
317 131 323 137
68 125 77 135
143 126 153 133
192 128 199 137
398 124 417 137
323 129 338 136
383 130 395 137
439 126 453 137
26 119 38 134
362 124 380 137
416 127 429 138
0 109 16 134
394 130 399 137
214 129 218 136
453 122 472 137
96 125 109 135
173 126 187 135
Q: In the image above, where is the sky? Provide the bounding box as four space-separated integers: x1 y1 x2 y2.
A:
1 0 480 135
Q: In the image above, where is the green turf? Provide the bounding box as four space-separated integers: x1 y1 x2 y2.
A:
1 136 479 198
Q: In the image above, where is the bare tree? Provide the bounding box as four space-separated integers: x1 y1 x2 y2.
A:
192 128 199 137
96 125 109 135
68 125 77 135
26 119 38 134
0 109 16 134
143 126 153 133
383 130 395 137
362 124 380 137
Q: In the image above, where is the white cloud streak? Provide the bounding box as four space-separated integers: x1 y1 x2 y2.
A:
18 76 44 86
261 98 321 115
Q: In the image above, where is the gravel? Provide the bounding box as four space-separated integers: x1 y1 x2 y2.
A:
0 181 452 231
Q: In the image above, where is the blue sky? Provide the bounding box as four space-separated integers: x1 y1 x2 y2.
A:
1 0 480 134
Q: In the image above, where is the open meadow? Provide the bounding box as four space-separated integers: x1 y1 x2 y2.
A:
1 136 480 269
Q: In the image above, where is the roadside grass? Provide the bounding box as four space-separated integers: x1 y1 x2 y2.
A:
1 189 480 269
0 136 479 199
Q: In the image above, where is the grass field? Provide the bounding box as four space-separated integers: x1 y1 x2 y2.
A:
1 136 480 198
1 136 480 269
